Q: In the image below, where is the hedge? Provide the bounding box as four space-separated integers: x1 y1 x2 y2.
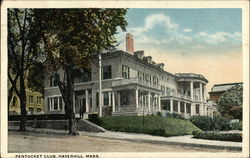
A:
190 115 232 131
89 115 202 137
192 130 242 142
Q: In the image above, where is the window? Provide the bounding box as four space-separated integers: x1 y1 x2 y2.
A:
37 108 42 112
80 69 91 82
153 76 158 85
37 96 42 104
29 96 33 103
166 87 171 95
50 74 60 87
96 92 99 107
196 104 200 114
138 71 143 80
122 65 130 79
103 65 112 79
28 107 34 113
48 96 63 111
161 86 165 95
103 92 109 106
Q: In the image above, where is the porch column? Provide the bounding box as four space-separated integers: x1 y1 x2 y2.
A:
184 102 187 116
204 104 207 116
135 88 139 110
190 81 194 101
73 92 75 113
177 101 181 114
158 94 161 111
191 103 195 116
85 89 89 113
112 91 115 112
117 91 121 111
203 85 207 103
170 99 173 113
148 92 151 111
199 83 203 103
108 91 111 106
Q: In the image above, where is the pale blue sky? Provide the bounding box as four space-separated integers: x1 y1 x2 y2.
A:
115 8 242 93
116 8 242 55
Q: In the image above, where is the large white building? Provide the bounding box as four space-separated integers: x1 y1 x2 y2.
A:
44 33 216 118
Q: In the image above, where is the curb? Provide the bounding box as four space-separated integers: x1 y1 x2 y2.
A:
80 132 242 151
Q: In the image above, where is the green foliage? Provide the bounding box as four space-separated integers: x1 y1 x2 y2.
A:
192 131 242 142
190 115 231 131
190 115 213 131
217 84 243 120
27 62 45 95
90 115 202 137
230 121 242 131
164 112 185 120
33 9 127 70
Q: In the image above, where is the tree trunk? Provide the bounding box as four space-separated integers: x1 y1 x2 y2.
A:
58 66 78 135
19 71 27 131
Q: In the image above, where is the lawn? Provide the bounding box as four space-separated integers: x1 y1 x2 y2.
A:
90 115 202 137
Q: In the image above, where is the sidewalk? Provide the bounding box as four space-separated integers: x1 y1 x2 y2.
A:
79 131 242 151
8 126 242 151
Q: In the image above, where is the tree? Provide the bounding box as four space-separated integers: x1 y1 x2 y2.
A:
217 84 243 120
33 9 127 135
8 9 43 131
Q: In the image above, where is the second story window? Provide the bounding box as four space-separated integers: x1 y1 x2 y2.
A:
29 96 33 103
103 65 112 79
122 65 130 79
50 74 60 87
161 86 165 95
80 69 91 82
37 96 42 104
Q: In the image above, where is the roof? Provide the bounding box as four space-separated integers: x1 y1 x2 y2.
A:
210 82 242 93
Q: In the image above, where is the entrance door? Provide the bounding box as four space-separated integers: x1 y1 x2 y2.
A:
79 98 86 114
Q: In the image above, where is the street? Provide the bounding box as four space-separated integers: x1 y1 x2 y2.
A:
8 131 237 153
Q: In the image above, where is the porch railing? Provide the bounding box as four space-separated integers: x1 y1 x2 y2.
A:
112 77 160 89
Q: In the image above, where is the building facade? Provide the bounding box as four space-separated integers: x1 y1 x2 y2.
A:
8 78 44 115
44 50 216 118
209 82 243 104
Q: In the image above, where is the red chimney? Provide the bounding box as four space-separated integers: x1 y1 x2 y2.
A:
126 33 134 54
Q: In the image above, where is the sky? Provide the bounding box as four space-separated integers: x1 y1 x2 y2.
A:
115 8 242 97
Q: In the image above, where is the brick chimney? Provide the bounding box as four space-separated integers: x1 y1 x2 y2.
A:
126 33 134 54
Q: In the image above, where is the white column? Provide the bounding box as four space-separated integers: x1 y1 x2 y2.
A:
158 94 161 111
148 92 151 111
117 92 121 110
170 99 173 113
85 89 89 113
73 92 75 113
135 88 139 110
98 53 102 117
203 85 207 103
112 91 115 112
178 101 181 114
199 83 203 103
190 81 194 101
184 102 187 116
204 105 207 116
108 91 111 106
200 104 203 115
191 103 195 116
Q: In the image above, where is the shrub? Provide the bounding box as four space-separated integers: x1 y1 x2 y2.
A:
230 121 242 131
190 115 213 131
98 115 201 137
192 130 242 142
165 112 185 120
190 115 231 131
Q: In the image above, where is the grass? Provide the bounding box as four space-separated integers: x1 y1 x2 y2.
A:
96 115 202 137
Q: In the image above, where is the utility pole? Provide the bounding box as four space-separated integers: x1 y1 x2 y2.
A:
98 52 102 117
